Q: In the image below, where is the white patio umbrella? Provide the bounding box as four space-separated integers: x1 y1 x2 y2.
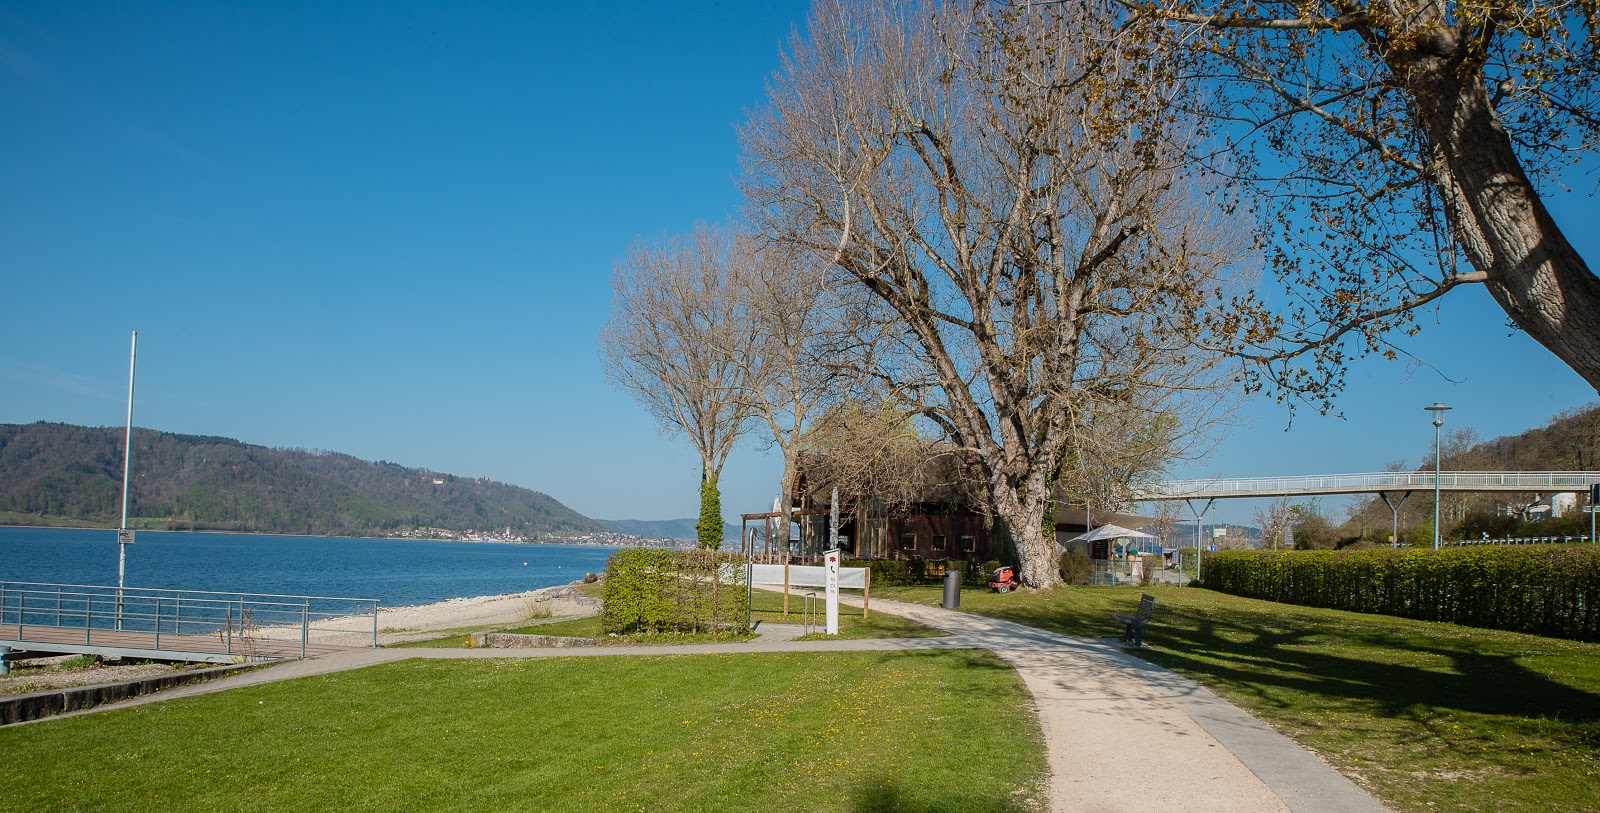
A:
1065 523 1154 543
1057 523 1155 555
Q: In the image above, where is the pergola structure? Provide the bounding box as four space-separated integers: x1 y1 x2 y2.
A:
738 508 833 563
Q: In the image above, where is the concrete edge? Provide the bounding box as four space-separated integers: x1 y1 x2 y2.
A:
1177 686 1394 813
0 663 263 726
470 632 601 648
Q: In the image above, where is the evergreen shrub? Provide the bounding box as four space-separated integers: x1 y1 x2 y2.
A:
1058 551 1091 585
1201 546 1600 641
601 549 749 635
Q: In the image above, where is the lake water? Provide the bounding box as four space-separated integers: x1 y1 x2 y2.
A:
0 527 617 607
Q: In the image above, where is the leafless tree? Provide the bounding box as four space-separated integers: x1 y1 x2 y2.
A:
724 240 859 549
742 0 1245 586
1148 500 1183 549
598 224 767 548
798 400 974 512
1252 497 1294 551
1120 1 1600 405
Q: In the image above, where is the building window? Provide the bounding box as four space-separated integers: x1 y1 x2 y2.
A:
931 534 946 552
960 535 976 553
900 533 917 550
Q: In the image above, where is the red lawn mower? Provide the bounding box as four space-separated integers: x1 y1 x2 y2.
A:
988 565 1021 593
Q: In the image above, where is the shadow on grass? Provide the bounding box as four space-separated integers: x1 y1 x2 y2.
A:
850 777 1028 813
975 587 1600 727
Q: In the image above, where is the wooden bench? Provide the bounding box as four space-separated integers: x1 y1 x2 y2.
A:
1112 593 1156 647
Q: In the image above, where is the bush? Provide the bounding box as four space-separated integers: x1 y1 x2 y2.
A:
1138 554 1161 586
601 549 749 635
1201 546 1600 642
1058 551 1091 585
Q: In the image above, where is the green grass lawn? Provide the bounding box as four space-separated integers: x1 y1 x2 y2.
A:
749 588 945 640
392 587 941 648
0 651 1044 813
876 582 1600 813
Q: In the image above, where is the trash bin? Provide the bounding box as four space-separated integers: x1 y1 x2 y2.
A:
942 570 961 609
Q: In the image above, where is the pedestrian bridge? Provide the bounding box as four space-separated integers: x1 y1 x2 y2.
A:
0 582 378 670
1135 471 1600 501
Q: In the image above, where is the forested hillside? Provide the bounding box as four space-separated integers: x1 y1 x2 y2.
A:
0 422 608 537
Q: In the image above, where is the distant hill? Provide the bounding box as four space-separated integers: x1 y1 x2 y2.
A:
600 518 740 542
0 422 610 538
1443 402 1600 472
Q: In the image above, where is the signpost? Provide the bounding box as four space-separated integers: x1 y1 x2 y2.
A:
824 548 840 635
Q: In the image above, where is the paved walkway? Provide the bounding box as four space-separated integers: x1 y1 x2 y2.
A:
28 595 1391 813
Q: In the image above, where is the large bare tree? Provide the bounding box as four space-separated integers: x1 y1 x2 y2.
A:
599 224 767 549
725 241 848 549
742 0 1243 586
1121 1 1600 406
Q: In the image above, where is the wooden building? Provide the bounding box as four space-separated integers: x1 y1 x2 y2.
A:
785 449 1153 563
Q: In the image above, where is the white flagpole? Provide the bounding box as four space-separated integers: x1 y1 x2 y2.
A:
116 331 137 629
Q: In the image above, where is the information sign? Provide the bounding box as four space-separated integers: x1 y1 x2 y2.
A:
824 548 840 635
117 529 135 546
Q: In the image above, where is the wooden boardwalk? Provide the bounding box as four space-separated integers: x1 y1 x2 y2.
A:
3 622 357 663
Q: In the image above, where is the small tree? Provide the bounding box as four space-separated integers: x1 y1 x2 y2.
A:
1290 501 1338 550
599 224 767 548
697 476 724 550
1252 497 1294 552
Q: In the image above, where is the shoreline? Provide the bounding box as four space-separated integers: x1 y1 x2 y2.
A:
0 522 626 547
248 579 604 647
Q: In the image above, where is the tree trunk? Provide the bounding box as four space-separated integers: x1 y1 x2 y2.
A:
1399 44 1600 392
778 451 796 558
989 478 1057 589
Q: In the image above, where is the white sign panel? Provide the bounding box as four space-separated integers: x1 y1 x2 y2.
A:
824 548 840 635
746 564 867 589
117 529 135 546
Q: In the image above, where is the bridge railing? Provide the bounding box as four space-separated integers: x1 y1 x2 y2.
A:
0 582 380 657
1447 536 1595 547
1136 471 1600 499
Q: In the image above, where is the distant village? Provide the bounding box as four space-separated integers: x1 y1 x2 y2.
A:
387 525 697 549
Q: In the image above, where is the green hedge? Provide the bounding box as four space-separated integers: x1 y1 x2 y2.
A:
601 549 749 635
844 558 1003 587
1201 546 1600 642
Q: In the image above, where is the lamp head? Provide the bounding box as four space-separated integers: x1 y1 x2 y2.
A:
1425 402 1451 428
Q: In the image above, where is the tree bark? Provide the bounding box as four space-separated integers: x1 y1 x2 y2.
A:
1394 35 1600 392
987 467 1057 589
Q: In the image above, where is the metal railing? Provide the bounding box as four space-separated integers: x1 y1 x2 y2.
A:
1136 471 1600 500
0 581 379 659
1447 536 1595 547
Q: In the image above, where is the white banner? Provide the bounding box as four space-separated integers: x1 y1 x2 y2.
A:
746 563 867 589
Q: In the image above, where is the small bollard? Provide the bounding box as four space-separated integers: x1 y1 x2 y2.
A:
942 570 961 609
0 645 9 676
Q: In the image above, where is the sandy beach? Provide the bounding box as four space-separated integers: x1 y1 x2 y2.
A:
243 580 603 647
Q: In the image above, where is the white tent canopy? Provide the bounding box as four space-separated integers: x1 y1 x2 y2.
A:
1065 524 1154 543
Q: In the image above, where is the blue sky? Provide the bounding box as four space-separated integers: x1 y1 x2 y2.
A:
3 1 1597 528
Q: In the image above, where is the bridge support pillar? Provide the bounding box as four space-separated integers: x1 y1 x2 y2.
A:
1379 492 1412 547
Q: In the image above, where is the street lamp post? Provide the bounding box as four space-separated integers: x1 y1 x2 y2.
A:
1425 402 1451 550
